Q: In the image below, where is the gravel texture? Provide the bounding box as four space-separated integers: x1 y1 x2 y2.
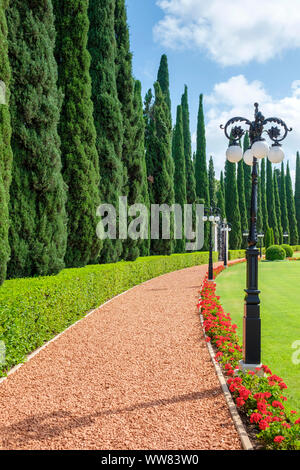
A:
0 264 242 450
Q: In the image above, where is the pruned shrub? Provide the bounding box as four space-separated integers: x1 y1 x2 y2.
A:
266 245 286 261
281 244 294 258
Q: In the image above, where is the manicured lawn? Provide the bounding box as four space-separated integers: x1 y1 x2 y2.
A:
216 260 300 412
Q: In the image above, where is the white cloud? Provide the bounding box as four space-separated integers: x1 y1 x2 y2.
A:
154 0 300 66
202 75 300 178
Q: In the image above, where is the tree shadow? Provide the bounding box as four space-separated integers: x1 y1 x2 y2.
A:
0 387 222 447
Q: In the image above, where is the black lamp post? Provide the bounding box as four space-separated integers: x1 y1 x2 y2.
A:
221 103 292 370
221 220 231 268
283 231 289 244
203 207 221 281
258 233 264 258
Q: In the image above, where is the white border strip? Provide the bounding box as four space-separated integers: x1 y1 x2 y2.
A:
198 301 253 451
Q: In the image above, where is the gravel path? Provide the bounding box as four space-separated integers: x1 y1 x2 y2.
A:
0 263 242 450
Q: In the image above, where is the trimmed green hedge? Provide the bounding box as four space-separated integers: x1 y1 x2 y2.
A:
266 245 286 261
0 249 245 375
281 244 294 258
228 249 246 260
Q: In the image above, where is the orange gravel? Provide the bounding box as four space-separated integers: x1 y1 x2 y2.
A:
0 263 242 450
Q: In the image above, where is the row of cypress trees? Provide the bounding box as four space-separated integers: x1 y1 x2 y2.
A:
0 0 154 284
1 0 300 285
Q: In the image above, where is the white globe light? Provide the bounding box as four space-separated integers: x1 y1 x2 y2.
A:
209 215 214 222
203 216 207 222
268 145 284 164
226 144 243 163
251 140 269 159
243 148 254 166
215 216 220 223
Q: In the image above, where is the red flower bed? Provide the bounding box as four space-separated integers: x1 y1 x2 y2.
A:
198 265 300 450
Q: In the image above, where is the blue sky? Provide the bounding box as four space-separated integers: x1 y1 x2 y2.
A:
126 0 300 179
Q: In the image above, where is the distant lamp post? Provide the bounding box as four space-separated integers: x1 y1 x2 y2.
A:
221 103 292 372
283 231 289 244
0 81 7 105
221 220 231 268
257 233 264 258
203 207 221 281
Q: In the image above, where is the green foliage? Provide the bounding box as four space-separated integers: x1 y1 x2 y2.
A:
195 94 209 205
265 245 286 261
228 250 246 260
265 227 275 249
260 158 269 233
266 160 279 243
0 0 13 285
280 161 289 241
157 54 171 124
286 162 298 245
0 251 217 375
88 0 124 263
217 171 226 220
237 158 248 244
281 244 294 258
181 85 196 206
7 0 67 279
208 156 217 208
172 105 186 253
225 160 241 249
243 133 252 213
148 82 175 255
115 0 142 261
295 152 300 242
274 171 283 244
53 0 101 268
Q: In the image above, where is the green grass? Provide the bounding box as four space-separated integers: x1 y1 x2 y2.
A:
216 260 300 412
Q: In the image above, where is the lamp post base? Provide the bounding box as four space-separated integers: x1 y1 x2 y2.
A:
237 360 264 377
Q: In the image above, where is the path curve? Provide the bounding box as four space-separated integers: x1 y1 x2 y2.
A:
0 263 241 450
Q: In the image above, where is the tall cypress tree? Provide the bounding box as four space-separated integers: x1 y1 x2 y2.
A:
181 85 196 206
115 0 141 260
243 132 252 214
53 0 101 268
286 161 298 245
273 172 282 244
257 167 263 235
88 0 124 263
260 158 269 233
295 152 300 242
132 80 150 257
144 88 155 205
217 171 226 220
266 159 279 243
208 156 217 208
157 54 171 124
224 160 241 249
195 94 209 205
237 158 248 240
7 0 67 278
0 0 13 284
280 162 289 241
172 105 186 253
150 82 174 255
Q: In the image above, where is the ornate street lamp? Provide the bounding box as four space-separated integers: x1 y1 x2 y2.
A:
221 220 231 267
221 103 292 371
257 233 264 258
283 231 289 244
203 207 221 281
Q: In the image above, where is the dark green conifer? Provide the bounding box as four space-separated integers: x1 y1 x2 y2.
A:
172 105 186 253
53 0 101 267
7 0 67 278
260 158 269 233
273 172 282 244
224 160 241 249
286 161 298 245
157 54 171 124
237 159 248 241
280 162 289 241
217 171 226 220
295 152 300 242
88 0 124 263
0 0 13 284
266 159 279 243
181 85 196 206
243 132 252 213
208 157 217 208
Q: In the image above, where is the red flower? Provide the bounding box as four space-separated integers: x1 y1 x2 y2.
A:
236 397 245 407
250 413 262 424
274 436 285 444
295 418 300 424
259 420 269 431
272 400 285 410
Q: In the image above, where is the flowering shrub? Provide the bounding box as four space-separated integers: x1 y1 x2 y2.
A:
198 266 300 450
